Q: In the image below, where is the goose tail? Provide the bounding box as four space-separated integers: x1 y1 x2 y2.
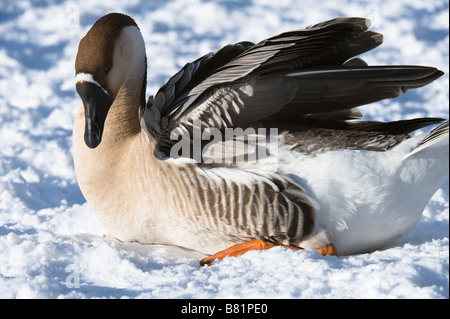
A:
406 121 449 159
400 121 449 200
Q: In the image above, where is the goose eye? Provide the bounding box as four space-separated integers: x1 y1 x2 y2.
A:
104 65 111 73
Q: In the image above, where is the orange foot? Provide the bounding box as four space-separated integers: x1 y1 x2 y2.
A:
199 239 337 266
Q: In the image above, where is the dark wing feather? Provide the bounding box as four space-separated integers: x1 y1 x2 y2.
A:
141 17 443 157
144 41 254 135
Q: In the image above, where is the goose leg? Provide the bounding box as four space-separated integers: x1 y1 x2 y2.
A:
199 239 337 266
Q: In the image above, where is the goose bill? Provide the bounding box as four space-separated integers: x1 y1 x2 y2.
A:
76 81 114 149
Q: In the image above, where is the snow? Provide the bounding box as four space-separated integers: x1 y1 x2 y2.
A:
0 0 448 299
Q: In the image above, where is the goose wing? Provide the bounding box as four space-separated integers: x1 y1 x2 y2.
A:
142 17 443 159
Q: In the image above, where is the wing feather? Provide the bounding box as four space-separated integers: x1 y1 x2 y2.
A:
142 17 443 161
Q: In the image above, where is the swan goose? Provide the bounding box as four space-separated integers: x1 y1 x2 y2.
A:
73 13 449 266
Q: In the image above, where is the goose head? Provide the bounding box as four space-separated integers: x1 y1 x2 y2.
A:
75 13 146 149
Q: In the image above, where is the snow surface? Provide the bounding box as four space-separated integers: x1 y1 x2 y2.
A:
0 0 448 299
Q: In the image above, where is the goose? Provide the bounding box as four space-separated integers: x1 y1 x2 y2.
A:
73 13 449 266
